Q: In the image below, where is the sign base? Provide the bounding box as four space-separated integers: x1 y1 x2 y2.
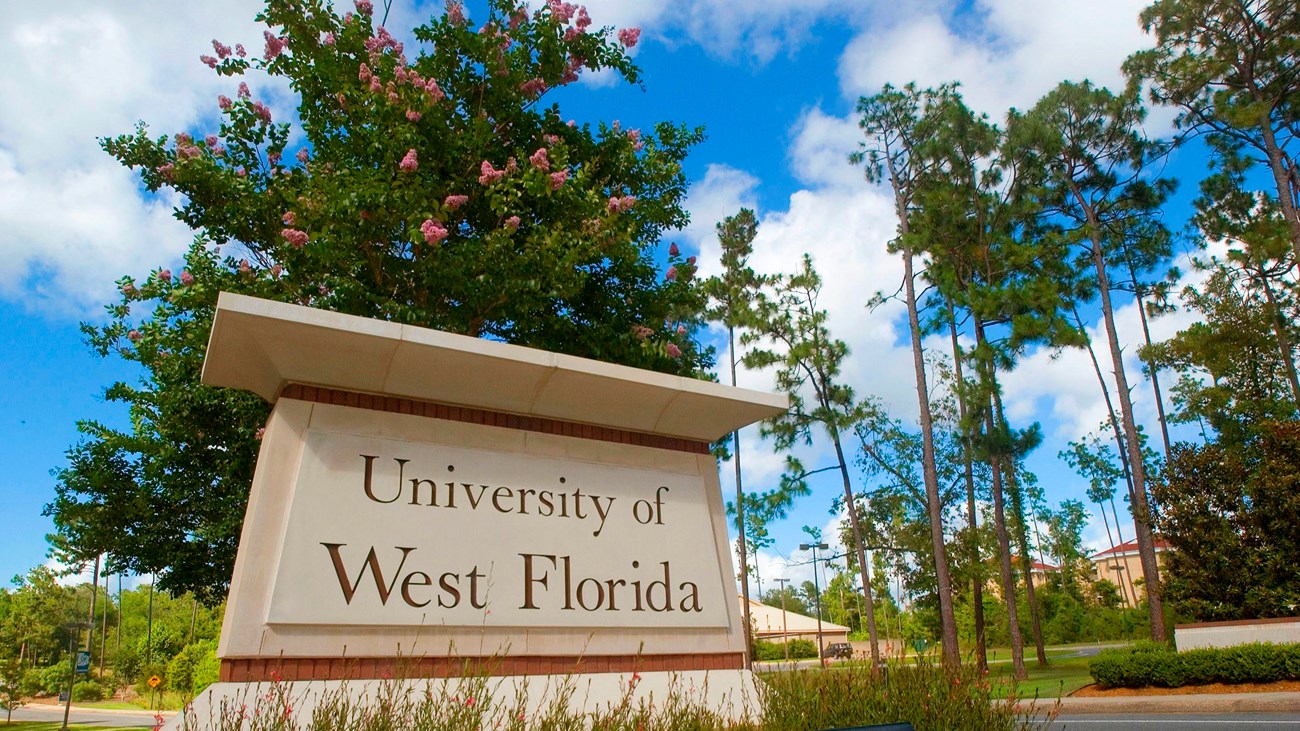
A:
167 670 762 729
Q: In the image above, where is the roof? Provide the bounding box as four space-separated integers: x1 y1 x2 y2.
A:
1090 538 1171 560
741 597 850 635
201 292 788 442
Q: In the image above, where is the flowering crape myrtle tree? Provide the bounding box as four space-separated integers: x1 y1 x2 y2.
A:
48 0 709 601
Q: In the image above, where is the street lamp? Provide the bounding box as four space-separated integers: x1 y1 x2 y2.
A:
800 542 829 661
773 577 791 661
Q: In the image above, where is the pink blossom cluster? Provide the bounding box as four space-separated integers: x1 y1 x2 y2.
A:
159 269 173 283
400 149 419 172
322 32 336 46
212 39 233 58
200 54 219 69
444 194 468 210
120 281 136 296
218 94 232 110
529 147 550 171
420 218 448 243
676 325 687 335
406 109 421 121
175 133 201 160
281 228 309 248
128 330 142 342
297 148 309 163
252 101 273 124
238 82 251 98
180 270 194 285
627 128 644 152
519 78 547 98
364 26 403 59
509 9 527 30
547 0 578 23
283 211 296 225
355 0 373 16
479 160 505 185
665 343 682 358
618 28 641 48
157 162 175 181
239 259 252 274
632 325 653 341
549 170 568 190
446 1 466 26
607 195 636 212
235 43 247 58
665 265 677 281
264 30 286 61
669 243 680 255
505 215 521 230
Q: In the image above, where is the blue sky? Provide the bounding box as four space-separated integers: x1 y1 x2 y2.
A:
0 0 1210 594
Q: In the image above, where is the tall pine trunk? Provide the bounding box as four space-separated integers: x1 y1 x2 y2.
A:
728 322 755 669
832 430 881 666
948 305 987 670
900 240 960 667
974 319 1026 679
1076 188 1166 641
992 391 1048 668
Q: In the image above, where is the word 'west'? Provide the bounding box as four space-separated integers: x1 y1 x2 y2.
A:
360 454 671 537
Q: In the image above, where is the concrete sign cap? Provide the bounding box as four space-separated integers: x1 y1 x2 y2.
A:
202 292 787 441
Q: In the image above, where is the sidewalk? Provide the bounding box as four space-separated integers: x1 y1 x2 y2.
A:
1046 690 1300 715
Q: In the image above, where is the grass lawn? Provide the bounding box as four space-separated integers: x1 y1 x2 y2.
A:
990 652 1096 699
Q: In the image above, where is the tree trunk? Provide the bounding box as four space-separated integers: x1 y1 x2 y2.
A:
1094 497 1132 606
993 391 1048 668
1009 472 1048 667
1255 271 1300 409
729 323 755 669
948 306 987 670
1258 119 1300 263
900 243 960 668
1126 270 1173 459
1080 202 1166 641
974 319 1026 680
832 432 881 666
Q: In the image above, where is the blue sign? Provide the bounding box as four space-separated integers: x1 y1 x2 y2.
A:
75 651 90 674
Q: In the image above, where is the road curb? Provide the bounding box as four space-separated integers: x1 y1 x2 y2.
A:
1045 691 1300 715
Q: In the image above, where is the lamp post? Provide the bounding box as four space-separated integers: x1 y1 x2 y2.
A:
800 542 829 660
773 577 791 661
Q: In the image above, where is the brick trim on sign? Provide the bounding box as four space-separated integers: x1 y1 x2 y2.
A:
278 383 711 455
219 653 745 682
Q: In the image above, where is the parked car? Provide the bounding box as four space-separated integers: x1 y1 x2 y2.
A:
824 642 853 659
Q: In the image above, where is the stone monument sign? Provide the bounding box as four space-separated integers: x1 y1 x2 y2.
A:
177 292 786 724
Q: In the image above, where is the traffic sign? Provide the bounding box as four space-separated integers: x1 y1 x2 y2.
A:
75 651 90 674
148 675 162 688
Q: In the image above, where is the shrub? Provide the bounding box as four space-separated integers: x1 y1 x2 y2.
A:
72 680 104 702
39 663 72 696
20 668 43 698
753 639 819 661
1090 642 1300 688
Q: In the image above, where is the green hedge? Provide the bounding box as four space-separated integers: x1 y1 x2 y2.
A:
754 638 819 661
1090 641 1300 688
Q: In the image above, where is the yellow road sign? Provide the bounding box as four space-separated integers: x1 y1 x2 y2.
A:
148 675 161 688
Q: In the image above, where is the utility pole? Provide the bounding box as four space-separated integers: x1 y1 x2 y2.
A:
773 577 791 661
800 542 829 661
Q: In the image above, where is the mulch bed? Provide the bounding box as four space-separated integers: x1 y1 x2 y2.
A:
1072 680 1300 697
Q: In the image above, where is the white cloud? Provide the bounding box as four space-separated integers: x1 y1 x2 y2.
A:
838 0 1152 120
0 1 277 315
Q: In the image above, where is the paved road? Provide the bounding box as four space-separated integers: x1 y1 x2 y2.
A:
1047 713 1300 730
10 702 168 728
